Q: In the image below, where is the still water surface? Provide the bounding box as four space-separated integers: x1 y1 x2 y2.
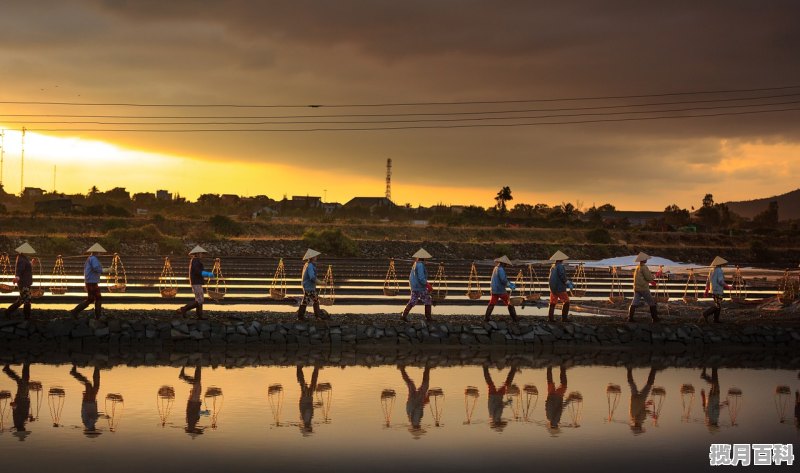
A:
0 360 797 472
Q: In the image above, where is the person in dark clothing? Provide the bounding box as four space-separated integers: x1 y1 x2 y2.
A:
4 243 36 320
545 365 568 431
298 249 329 321
485 256 519 323
547 251 572 322
297 365 320 435
177 246 213 319
628 367 658 434
179 366 204 436
70 365 101 436
3 363 32 440
400 365 431 438
484 366 518 431
700 367 727 432
70 243 106 318
401 249 434 324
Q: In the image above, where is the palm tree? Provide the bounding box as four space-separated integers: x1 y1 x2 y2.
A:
495 186 513 214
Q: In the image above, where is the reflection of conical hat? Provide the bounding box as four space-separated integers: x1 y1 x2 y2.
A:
494 255 512 265
634 252 650 263
303 248 321 260
188 245 207 255
710 256 728 267
412 248 432 259
15 243 36 255
85 243 107 254
549 250 568 261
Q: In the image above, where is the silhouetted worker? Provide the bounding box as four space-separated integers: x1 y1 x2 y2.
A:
484 366 518 431
701 257 731 323
400 365 430 438
298 249 329 321
297 365 320 435
627 252 660 323
179 366 204 436
70 365 101 436
4 243 36 320
3 363 31 440
485 256 519 323
547 251 572 322
71 243 106 318
545 365 568 431
628 367 658 434
700 367 727 432
177 246 213 319
401 248 434 324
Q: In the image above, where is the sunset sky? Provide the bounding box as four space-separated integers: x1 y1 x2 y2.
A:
1 0 799 210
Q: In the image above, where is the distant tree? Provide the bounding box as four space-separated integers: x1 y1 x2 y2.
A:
87 186 99 197
494 186 513 214
753 201 779 227
702 193 714 208
597 203 616 212
663 204 690 227
510 203 535 218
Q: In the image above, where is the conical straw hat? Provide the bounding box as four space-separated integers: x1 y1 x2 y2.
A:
303 248 321 261
710 256 728 267
634 252 650 263
494 255 513 265
15 243 36 255
412 248 432 259
188 245 207 255
549 250 569 261
85 243 107 254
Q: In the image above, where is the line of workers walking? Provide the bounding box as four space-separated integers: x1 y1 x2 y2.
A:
2 243 733 325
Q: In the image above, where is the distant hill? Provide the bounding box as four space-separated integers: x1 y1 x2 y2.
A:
725 188 800 220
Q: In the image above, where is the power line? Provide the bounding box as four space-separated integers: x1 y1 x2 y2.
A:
4 98 800 126
2 85 799 108
3 92 800 120
26 106 800 132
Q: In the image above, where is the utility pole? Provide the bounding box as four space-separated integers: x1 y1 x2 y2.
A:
385 158 392 201
20 127 26 195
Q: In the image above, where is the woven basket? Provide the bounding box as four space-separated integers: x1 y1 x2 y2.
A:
318 296 334 306
608 295 625 304
108 284 127 293
431 290 447 302
778 294 796 304
50 287 68 295
270 288 286 300
655 296 670 303
682 296 698 304
30 287 45 298
207 290 225 301
466 290 482 300
570 289 586 297
160 287 178 298
509 296 525 306
526 293 541 302
383 288 399 297
0 283 13 294
730 296 747 304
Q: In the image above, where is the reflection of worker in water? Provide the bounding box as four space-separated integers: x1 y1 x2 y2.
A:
627 367 657 434
484 366 518 431
400 365 430 437
3 363 32 440
70 365 101 436
179 366 204 436
297 365 320 435
545 365 568 430
700 368 727 431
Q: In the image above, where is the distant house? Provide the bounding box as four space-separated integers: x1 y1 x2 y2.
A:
343 197 395 210
22 187 45 198
156 189 173 201
34 198 74 214
291 195 322 208
321 202 342 214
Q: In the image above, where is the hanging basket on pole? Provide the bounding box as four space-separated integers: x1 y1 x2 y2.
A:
682 268 699 304
0 253 14 293
509 270 525 306
206 258 227 302
108 253 127 293
654 265 670 303
430 263 448 302
608 266 625 303
50 255 68 295
730 266 747 303
777 269 798 304
569 263 587 297
525 264 541 302
29 257 45 298
318 265 335 306
383 259 399 297
158 257 178 298
466 262 482 300
270 258 287 300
